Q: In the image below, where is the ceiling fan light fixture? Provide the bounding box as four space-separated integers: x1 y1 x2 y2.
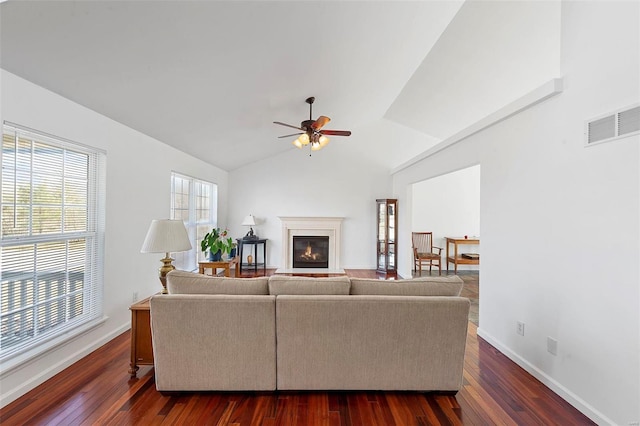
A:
319 135 329 147
310 142 322 151
292 138 303 149
298 133 310 146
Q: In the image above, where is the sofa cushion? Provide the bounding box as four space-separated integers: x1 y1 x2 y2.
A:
166 270 269 295
350 275 463 296
268 275 351 295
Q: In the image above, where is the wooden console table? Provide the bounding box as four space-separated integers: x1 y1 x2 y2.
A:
129 296 153 378
445 237 480 274
198 256 240 277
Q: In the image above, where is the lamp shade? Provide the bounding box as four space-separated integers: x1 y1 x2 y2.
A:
241 215 256 227
140 219 192 253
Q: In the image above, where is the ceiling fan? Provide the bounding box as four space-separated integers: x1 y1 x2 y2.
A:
274 97 352 153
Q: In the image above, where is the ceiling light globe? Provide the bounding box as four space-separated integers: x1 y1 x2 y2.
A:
299 133 310 145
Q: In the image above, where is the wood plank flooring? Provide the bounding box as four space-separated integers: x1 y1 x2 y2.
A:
0 270 595 425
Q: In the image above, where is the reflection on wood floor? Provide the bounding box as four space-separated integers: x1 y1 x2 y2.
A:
0 269 594 425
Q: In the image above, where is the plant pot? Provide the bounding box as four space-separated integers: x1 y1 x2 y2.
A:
229 248 237 258
208 250 222 261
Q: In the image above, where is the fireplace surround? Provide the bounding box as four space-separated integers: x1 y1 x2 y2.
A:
276 216 344 274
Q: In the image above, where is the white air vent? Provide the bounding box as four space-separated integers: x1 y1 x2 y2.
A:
585 104 640 147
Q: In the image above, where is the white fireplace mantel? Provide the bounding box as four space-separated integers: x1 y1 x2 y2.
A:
276 216 344 274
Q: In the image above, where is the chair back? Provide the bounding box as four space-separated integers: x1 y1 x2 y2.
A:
412 232 434 255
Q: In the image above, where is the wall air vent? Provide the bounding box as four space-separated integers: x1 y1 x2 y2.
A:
585 104 640 147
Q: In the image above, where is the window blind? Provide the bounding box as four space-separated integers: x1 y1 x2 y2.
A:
1 124 105 361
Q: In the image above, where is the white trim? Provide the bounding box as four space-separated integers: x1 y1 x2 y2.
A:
391 78 564 174
3 121 107 155
476 327 614 426
278 217 344 270
0 316 108 377
0 317 126 409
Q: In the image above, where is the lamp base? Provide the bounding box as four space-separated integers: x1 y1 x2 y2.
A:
158 253 175 294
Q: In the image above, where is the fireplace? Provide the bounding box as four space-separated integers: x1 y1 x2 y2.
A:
277 216 344 273
293 236 329 268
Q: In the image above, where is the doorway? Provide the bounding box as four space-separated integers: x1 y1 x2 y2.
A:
411 164 480 324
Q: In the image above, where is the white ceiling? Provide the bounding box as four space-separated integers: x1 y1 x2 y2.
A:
0 1 560 171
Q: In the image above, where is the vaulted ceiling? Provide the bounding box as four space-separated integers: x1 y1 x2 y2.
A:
0 1 560 171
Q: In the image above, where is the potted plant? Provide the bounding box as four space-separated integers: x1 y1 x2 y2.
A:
201 228 234 261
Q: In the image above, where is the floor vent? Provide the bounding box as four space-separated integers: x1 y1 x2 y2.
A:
585 104 639 147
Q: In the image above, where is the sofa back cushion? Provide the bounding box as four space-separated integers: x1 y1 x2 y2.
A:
268 275 351 295
166 270 269 295
350 275 463 296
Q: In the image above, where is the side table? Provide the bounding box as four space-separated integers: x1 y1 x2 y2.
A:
129 296 153 378
198 256 240 277
236 238 267 273
445 237 480 274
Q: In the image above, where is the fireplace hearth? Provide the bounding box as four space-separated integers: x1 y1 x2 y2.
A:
293 236 329 268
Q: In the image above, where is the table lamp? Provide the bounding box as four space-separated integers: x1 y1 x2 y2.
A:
242 214 257 239
140 219 192 293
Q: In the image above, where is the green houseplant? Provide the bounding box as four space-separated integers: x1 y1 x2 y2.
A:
200 228 234 261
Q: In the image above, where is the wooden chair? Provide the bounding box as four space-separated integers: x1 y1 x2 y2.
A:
412 232 442 275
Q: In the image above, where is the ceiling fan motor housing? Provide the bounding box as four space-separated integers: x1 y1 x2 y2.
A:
301 119 315 131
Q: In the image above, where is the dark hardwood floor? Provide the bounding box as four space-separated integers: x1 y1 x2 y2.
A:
0 270 594 425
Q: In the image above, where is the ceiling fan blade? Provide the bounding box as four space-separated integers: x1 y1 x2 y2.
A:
278 133 303 139
311 116 331 130
320 130 352 137
274 121 304 131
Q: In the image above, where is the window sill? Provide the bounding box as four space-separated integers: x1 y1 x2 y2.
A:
0 315 108 378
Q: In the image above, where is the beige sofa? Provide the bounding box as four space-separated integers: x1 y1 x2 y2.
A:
150 271 470 393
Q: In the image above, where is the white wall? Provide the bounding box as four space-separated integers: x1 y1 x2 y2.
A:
0 70 228 406
411 165 480 271
392 2 639 424
228 125 393 270
386 0 561 140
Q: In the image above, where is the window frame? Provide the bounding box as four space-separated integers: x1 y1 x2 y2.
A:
170 172 217 271
0 123 106 366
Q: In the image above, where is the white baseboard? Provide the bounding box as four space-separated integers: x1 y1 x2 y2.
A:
476 327 614 426
0 321 130 408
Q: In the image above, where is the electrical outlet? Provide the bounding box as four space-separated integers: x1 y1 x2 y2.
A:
132 291 138 302
547 337 558 355
516 321 525 336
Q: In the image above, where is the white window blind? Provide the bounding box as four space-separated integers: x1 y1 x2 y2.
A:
1 124 105 361
170 172 216 271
